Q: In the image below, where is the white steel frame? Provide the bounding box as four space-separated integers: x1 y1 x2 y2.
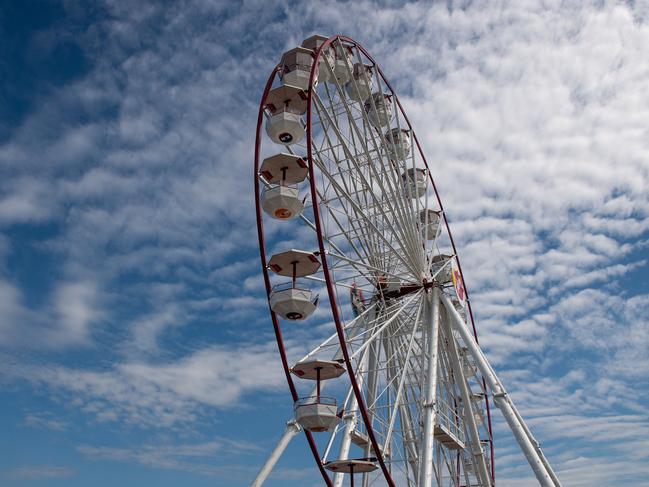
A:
252 36 562 487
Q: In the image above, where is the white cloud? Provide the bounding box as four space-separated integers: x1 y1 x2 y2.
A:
6 465 76 479
52 281 103 345
0 278 102 349
23 412 69 432
0 178 56 225
3 341 286 427
77 437 259 476
1 0 648 485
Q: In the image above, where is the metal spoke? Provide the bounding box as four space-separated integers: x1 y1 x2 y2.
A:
253 35 562 487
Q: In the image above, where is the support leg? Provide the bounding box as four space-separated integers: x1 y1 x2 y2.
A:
440 294 562 487
250 420 301 487
440 306 492 487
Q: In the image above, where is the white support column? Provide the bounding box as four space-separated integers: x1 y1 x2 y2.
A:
510 401 564 487
333 402 358 487
333 307 374 487
362 335 380 487
441 308 492 487
418 287 441 487
440 294 562 487
250 420 301 487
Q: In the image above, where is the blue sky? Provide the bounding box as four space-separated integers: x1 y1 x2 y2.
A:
1 0 649 486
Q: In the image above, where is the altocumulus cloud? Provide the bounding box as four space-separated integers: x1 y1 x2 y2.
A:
0 1 648 486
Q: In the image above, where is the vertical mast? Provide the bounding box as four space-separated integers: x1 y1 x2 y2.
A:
418 287 441 487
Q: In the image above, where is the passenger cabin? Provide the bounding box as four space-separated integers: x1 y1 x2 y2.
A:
265 85 308 145
364 92 393 128
346 63 374 102
268 250 320 320
431 254 453 284
330 43 354 84
402 167 428 198
301 34 334 83
385 127 411 161
420 209 442 241
325 459 378 487
260 153 308 220
280 46 314 91
291 359 345 432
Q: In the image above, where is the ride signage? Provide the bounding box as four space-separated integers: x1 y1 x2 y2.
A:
451 260 466 306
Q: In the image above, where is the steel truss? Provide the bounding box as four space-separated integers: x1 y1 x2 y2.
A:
252 35 562 487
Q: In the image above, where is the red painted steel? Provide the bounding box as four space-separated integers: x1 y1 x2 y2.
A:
255 35 496 486
254 65 334 487
305 36 396 487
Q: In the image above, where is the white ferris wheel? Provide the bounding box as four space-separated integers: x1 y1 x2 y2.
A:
252 34 563 487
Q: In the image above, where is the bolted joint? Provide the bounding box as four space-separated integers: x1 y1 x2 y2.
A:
286 419 302 434
343 411 356 421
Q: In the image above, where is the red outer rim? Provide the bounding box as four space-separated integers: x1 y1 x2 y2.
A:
254 65 334 487
306 36 396 487
254 35 495 486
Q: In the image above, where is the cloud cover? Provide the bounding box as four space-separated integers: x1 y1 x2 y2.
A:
1 0 648 486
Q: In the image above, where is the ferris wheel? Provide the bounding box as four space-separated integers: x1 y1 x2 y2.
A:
251 35 563 487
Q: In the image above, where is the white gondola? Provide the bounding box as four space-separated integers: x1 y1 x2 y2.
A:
259 154 308 220
291 360 345 432
420 209 442 240
345 63 373 102
431 254 453 284
261 185 303 220
259 153 308 183
280 46 314 91
266 111 304 145
330 43 353 84
385 127 411 160
301 35 334 84
268 250 321 320
291 359 345 379
265 85 308 145
294 397 339 432
324 459 378 474
402 167 428 198
270 286 318 320
364 92 393 128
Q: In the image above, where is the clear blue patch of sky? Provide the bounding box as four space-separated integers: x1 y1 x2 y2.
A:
3 223 62 308
0 384 309 486
0 1 105 142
